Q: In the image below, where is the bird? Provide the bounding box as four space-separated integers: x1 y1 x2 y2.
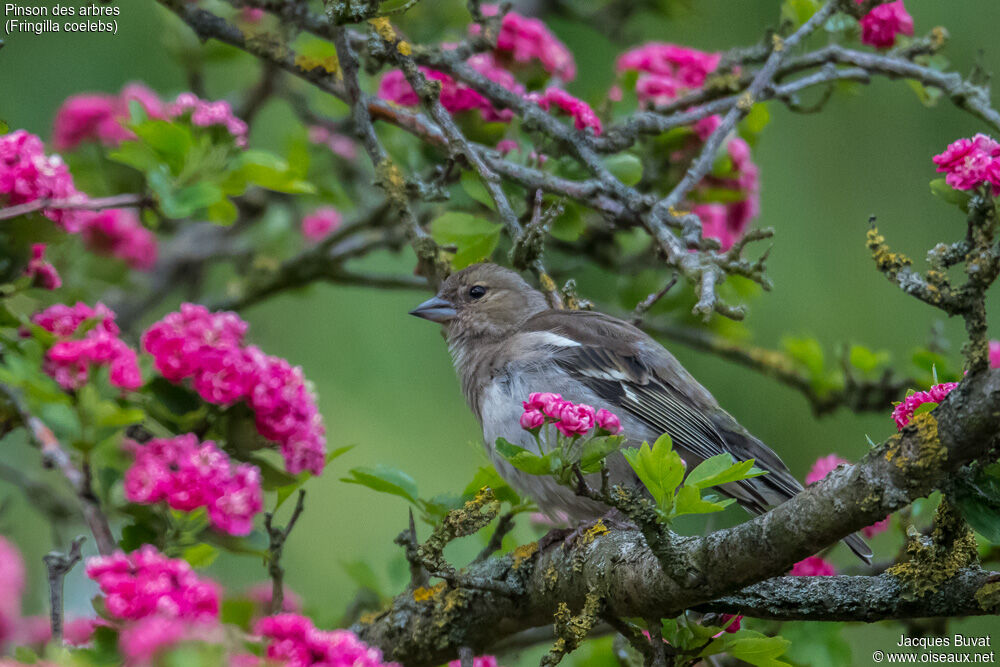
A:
409 262 872 563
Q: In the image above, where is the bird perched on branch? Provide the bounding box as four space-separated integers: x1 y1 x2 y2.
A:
410 262 872 563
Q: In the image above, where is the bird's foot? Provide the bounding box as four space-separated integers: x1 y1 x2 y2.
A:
540 511 632 551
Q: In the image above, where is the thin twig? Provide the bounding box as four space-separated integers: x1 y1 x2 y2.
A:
264 490 307 616
0 193 147 221
43 535 86 645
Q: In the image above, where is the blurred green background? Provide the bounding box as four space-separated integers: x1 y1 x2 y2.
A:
2 0 999 664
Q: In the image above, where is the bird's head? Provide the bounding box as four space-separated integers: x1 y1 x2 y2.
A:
409 263 548 340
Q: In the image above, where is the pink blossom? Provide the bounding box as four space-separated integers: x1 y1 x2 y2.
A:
33 302 142 391
891 382 958 430
0 130 88 232
141 305 327 475
790 556 836 577
523 392 564 419
519 408 546 431
64 618 104 647
86 545 221 622
449 657 498 667
168 93 248 148
51 83 164 151
80 208 158 270
474 6 575 80
555 401 596 437
720 614 742 633
617 43 721 105
240 7 265 23
805 454 849 485
255 614 398 667
990 341 1000 368
496 139 518 156
302 207 342 242
595 408 623 434
379 54 523 123
119 615 221 664
932 134 1000 193
307 126 357 160
858 0 914 49
529 89 602 135
24 244 62 290
691 135 760 249
124 434 263 535
246 584 304 615
863 516 891 538
0 537 26 647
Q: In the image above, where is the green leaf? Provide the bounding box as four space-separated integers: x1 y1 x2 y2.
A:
236 150 316 194
206 197 238 225
154 178 224 219
131 119 193 173
604 154 643 186
107 140 161 173
673 484 734 517
221 599 256 630
494 437 552 475
740 101 770 139
848 344 890 375
782 622 852 667
782 336 825 380
0 120 9 134
912 401 938 418
430 212 502 269
907 79 943 107
685 454 766 490
702 629 792 667
952 467 1000 543
579 435 624 473
622 434 685 514
929 178 972 210
460 170 496 210
463 465 522 506
341 465 419 504
181 543 219 568
781 0 820 26
549 202 585 242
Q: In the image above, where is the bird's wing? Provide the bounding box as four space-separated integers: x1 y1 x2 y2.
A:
519 310 775 508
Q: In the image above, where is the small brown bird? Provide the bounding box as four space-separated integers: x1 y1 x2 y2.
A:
410 263 872 563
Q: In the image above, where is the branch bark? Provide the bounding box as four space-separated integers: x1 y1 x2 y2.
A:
355 368 1000 666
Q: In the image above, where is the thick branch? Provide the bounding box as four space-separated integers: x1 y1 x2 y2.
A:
356 369 1000 666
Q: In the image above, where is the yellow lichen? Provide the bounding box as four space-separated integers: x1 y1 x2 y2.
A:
375 159 408 208
771 33 785 52
512 542 539 570
867 227 913 275
581 519 609 545
397 40 412 56
737 91 754 110
543 563 559 591
539 273 557 295
888 499 978 599
368 17 397 43
412 581 446 602
667 206 691 218
974 580 1000 612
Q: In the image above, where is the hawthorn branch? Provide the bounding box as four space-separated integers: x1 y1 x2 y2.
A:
43 536 86 644
0 193 147 221
0 384 115 556
355 368 1000 666
264 490 306 616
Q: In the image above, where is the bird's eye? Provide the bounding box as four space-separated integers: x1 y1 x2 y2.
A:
469 285 487 299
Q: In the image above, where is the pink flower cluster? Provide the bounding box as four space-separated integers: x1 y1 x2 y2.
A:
805 454 889 538
255 614 398 667
379 53 524 123
857 0 914 49
616 43 721 107
990 341 1000 368
51 82 164 151
32 302 142 391
790 555 836 577
86 546 221 622
0 130 88 232
932 134 1000 193
142 304 327 475
124 434 263 536
169 93 249 148
891 382 958 430
118 615 222 664
475 5 576 81
0 537 26 648
520 392 623 437
307 125 358 160
302 207 342 242
449 657 498 667
528 88 603 136
81 208 159 270
246 583 304 616
24 244 62 290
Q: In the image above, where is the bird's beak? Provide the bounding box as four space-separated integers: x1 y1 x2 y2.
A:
409 296 457 323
